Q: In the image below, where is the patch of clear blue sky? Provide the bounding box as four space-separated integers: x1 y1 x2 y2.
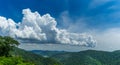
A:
0 0 120 30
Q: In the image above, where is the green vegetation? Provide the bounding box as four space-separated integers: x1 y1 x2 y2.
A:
0 56 34 65
0 36 19 57
0 36 62 65
0 36 34 65
12 47 62 65
50 50 120 65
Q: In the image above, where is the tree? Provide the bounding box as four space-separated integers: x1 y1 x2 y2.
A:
0 36 19 57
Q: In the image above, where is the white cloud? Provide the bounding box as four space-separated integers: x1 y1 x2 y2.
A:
19 27 120 51
0 8 96 47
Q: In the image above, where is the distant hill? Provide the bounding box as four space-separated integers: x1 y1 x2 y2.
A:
31 50 120 65
30 50 66 57
11 47 62 65
52 50 120 65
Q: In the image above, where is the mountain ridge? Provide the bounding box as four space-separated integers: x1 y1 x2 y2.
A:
31 49 120 65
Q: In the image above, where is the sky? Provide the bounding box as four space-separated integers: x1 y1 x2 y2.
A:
0 0 120 51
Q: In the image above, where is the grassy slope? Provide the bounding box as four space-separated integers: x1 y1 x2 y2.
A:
11 47 62 65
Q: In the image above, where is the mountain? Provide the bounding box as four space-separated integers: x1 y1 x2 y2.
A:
31 50 120 65
11 47 62 65
51 50 120 65
30 50 66 57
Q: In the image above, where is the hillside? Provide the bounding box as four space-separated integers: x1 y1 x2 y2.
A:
31 50 120 65
11 47 62 65
0 36 62 65
51 50 120 65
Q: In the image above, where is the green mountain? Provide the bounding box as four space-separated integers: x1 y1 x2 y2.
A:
11 47 62 65
51 50 120 65
31 50 120 65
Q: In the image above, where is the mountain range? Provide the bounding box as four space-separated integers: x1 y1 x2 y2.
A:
31 50 120 65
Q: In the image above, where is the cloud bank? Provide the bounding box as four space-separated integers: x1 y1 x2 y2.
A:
0 9 96 47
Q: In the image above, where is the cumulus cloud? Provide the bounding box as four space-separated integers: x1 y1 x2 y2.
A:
0 8 96 47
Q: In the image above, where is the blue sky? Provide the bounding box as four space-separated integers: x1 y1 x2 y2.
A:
1 0 120 51
0 0 120 29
